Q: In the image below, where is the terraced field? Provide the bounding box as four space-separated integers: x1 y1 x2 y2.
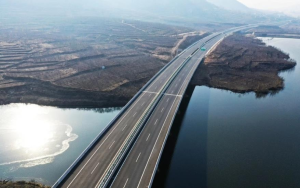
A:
0 18 206 107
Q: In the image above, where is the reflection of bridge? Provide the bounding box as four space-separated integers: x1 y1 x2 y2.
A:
53 25 256 188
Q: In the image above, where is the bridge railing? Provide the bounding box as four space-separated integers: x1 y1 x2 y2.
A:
52 29 231 188
52 52 180 188
98 54 194 188
147 26 258 187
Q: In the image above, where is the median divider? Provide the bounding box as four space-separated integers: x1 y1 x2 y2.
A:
52 49 181 188
96 54 194 188
147 25 259 187
52 30 222 188
97 25 256 188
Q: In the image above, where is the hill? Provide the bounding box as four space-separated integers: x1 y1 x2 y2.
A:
0 0 291 27
207 0 251 12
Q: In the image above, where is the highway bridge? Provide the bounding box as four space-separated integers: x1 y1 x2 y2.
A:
53 25 256 188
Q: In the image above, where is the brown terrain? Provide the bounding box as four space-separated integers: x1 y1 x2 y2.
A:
191 33 297 97
0 18 207 107
248 21 300 38
1 18 295 107
0 180 50 188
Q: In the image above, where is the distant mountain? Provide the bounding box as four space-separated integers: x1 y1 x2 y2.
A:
206 0 251 12
0 0 292 26
96 0 286 24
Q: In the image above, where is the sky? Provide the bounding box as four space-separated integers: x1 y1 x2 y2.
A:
238 0 299 11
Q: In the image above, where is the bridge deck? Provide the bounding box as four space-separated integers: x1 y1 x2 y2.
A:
110 36 223 188
56 34 212 188
54 25 256 188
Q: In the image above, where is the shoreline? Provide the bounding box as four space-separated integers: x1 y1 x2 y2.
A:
0 34 297 108
190 33 296 97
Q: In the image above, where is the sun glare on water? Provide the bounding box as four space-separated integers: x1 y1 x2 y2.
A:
0 103 78 167
10 104 54 152
15 121 54 151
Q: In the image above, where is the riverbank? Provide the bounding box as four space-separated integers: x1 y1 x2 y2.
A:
190 33 296 97
155 37 300 188
1 26 297 107
0 180 50 188
0 18 208 108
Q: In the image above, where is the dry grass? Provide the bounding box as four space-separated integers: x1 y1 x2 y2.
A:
191 33 296 97
0 18 208 107
0 180 50 188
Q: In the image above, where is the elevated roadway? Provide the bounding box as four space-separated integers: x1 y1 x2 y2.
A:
53 25 256 188
110 35 223 188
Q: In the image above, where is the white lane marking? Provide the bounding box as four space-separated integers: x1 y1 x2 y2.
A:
91 163 100 174
146 134 151 141
139 52 204 187
155 86 158 90
64 45 191 187
65 91 148 188
175 84 178 87
137 91 178 188
142 55 184 94
94 55 189 186
171 90 174 93
161 108 164 113
122 124 128 131
95 67 184 188
164 93 182 97
94 53 190 186
146 58 179 90
167 98 169 102
149 93 152 97
133 112 137 117
154 119 158 125
143 91 158 94
136 152 141 162
177 52 204 96
109 141 115 150
141 102 145 106
123 178 129 188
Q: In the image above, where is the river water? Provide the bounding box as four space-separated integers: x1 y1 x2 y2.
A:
0 104 120 185
157 37 300 188
0 37 299 187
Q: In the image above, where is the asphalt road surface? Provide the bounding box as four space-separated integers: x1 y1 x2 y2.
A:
56 25 255 188
57 32 214 188
110 36 223 188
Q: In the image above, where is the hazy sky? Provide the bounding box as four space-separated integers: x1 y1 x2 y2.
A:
238 0 299 10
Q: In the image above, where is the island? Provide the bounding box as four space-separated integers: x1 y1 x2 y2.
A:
191 33 297 97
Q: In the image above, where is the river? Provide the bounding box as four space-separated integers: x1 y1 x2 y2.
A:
0 37 299 187
154 38 300 188
0 104 120 185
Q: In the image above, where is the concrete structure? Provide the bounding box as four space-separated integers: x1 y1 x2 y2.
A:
53 25 256 188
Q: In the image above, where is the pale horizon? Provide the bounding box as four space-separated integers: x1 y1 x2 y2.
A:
238 0 299 11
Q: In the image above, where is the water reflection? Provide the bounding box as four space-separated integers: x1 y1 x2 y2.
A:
75 107 122 113
0 103 120 185
156 37 300 188
255 87 283 98
13 105 53 151
0 104 78 167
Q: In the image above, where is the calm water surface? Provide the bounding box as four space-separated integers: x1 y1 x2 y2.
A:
0 104 120 185
162 38 300 188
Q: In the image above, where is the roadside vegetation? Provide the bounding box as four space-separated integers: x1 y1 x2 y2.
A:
191 33 296 97
0 179 50 188
0 18 211 108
